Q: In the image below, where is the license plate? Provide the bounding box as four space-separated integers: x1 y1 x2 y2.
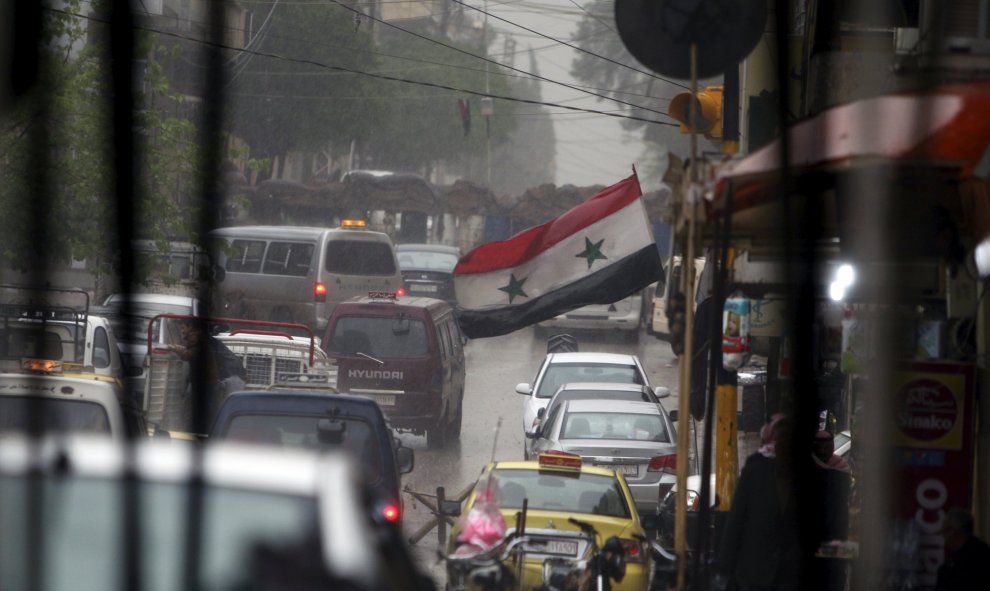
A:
525 539 578 556
412 284 438 293
600 463 638 477
367 394 395 406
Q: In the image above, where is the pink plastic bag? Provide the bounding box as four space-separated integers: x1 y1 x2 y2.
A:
456 478 507 553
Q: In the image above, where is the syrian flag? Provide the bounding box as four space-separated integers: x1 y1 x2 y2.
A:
454 172 664 339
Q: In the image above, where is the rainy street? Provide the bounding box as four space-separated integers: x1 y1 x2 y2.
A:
398 324 682 585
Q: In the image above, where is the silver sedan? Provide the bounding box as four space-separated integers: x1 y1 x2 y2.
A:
528 398 678 519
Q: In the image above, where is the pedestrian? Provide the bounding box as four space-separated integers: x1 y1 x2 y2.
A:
808 430 852 591
812 430 850 472
167 320 247 427
716 413 802 591
935 507 990 591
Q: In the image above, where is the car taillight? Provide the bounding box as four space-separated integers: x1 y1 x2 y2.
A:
619 538 645 563
396 286 405 297
314 282 327 302
382 503 400 522
647 454 677 472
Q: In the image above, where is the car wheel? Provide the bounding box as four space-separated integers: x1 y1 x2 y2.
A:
427 412 448 449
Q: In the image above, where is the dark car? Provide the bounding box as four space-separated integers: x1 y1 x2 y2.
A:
208 390 414 526
395 244 461 306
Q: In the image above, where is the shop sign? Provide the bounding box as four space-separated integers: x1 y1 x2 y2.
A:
891 361 976 590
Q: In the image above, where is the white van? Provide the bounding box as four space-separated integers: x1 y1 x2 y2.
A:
210 224 403 330
649 256 707 339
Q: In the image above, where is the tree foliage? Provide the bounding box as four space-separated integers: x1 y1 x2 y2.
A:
225 2 384 173
0 1 201 282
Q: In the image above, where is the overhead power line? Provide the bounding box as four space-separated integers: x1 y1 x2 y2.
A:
325 0 677 120
449 0 689 90
45 6 678 128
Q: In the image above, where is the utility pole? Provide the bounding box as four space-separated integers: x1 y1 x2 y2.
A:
482 0 493 191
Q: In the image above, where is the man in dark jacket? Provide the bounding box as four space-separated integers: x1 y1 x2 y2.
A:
717 415 802 591
935 507 990 591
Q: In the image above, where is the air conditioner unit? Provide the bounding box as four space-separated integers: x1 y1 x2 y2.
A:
923 0 990 55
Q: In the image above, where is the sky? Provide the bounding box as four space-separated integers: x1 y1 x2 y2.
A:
481 1 677 192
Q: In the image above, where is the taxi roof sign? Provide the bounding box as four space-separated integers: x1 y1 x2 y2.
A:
367 291 397 302
340 219 367 229
538 451 582 470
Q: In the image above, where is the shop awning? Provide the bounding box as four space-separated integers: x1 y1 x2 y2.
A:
711 80 990 220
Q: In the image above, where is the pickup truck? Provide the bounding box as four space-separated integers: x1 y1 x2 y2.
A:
208 390 414 527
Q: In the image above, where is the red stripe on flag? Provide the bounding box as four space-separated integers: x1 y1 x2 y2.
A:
454 173 643 275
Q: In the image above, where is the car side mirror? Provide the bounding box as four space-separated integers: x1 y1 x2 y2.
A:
654 386 671 399
212 264 226 283
525 430 539 440
668 409 679 422
440 499 462 517
396 445 414 474
515 383 532 395
537 407 545 419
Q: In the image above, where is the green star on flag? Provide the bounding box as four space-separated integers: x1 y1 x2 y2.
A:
498 273 529 303
576 237 607 269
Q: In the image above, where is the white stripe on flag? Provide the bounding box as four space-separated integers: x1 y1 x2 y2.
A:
455 199 653 311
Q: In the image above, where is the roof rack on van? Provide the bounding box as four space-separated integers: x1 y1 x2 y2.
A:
0 285 91 364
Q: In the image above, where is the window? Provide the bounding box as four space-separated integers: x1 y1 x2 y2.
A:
325 241 396 275
92 327 111 368
224 240 265 273
262 242 313 276
0 397 110 435
223 414 383 483
328 316 428 358
491 469 630 518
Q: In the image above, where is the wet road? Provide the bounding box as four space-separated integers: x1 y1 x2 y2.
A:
397 325 681 587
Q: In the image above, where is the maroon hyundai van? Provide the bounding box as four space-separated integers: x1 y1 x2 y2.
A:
322 293 466 449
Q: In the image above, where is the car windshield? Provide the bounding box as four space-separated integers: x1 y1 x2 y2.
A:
536 364 644 398
222 414 383 483
396 251 458 272
0 476 319 591
0 397 110 435
326 316 428 358
491 468 630 518
560 411 668 443
551 388 652 409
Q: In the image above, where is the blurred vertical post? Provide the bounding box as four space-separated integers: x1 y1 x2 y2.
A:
675 41 700 591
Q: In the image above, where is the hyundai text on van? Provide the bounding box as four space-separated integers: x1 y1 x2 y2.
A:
321 294 465 449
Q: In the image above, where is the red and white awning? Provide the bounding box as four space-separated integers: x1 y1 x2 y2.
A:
712 80 990 218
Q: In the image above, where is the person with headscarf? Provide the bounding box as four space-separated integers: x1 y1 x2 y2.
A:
717 413 801 591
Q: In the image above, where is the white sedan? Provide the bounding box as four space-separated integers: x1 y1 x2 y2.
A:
515 351 665 457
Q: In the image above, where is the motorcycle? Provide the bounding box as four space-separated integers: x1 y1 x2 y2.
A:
538 518 626 591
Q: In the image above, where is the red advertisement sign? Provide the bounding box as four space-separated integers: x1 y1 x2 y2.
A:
892 361 976 590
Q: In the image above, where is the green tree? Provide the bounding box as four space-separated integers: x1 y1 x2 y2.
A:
0 2 202 284
367 21 518 183
225 2 384 179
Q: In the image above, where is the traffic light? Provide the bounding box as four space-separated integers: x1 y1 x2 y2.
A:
667 85 724 139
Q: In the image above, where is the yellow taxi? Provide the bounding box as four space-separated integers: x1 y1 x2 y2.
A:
445 452 652 591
